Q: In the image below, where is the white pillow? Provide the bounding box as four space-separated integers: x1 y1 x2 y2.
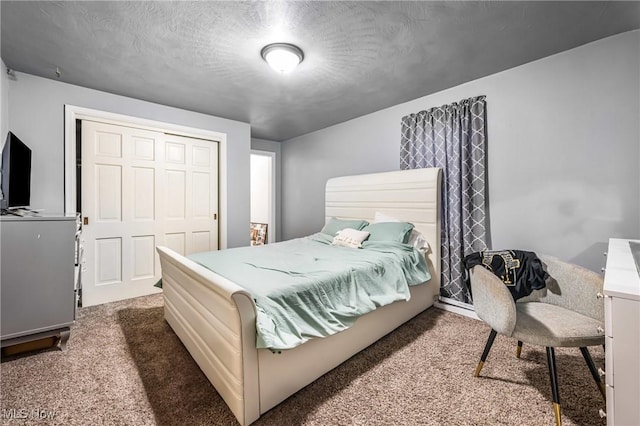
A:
331 228 370 249
407 232 430 252
373 211 430 252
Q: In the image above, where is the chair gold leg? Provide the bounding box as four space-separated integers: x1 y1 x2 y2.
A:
474 361 484 377
553 402 562 426
516 340 523 358
474 329 497 377
547 347 562 426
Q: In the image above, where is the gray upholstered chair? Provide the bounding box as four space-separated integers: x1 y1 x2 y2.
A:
470 254 605 426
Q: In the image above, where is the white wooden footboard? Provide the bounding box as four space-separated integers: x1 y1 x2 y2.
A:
157 246 260 426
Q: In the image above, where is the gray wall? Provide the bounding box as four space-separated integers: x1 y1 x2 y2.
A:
251 137 282 242
282 30 640 272
7 72 251 248
0 60 8 143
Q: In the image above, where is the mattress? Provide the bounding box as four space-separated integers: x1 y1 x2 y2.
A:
188 232 431 350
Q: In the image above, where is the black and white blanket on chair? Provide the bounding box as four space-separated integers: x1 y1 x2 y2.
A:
463 250 549 300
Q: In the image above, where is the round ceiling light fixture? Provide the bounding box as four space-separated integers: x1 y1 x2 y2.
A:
261 43 304 74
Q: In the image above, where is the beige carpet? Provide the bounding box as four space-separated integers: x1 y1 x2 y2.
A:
1 294 606 425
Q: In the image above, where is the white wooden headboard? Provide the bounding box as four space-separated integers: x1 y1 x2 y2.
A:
325 168 442 289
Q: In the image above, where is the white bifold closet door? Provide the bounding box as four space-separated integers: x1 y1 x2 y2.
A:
81 120 219 306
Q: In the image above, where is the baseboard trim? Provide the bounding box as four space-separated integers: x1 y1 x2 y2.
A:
434 301 480 320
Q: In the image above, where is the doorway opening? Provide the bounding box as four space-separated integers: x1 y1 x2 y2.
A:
250 150 275 245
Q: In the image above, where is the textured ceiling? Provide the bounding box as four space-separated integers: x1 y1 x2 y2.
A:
2 1 639 141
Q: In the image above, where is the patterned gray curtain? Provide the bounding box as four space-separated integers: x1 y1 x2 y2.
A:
400 96 487 305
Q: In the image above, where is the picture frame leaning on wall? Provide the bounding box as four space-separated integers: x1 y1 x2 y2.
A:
250 222 268 245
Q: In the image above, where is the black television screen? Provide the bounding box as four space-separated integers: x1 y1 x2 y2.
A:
1 131 32 209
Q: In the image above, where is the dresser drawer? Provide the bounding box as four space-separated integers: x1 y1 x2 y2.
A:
604 336 614 387
606 384 615 426
604 295 613 337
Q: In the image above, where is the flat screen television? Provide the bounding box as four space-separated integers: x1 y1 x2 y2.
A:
0 131 32 210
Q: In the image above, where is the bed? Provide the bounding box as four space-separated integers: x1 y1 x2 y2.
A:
156 167 442 425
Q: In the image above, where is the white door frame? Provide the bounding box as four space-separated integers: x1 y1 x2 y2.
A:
64 105 228 249
250 149 276 244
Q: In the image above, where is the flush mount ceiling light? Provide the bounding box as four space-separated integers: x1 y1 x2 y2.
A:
261 43 304 74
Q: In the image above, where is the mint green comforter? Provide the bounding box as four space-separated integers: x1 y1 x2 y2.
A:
188 233 431 350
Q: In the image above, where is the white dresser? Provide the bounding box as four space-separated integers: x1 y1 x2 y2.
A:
603 238 640 425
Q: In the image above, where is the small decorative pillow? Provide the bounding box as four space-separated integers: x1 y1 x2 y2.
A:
321 217 369 236
331 228 370 249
